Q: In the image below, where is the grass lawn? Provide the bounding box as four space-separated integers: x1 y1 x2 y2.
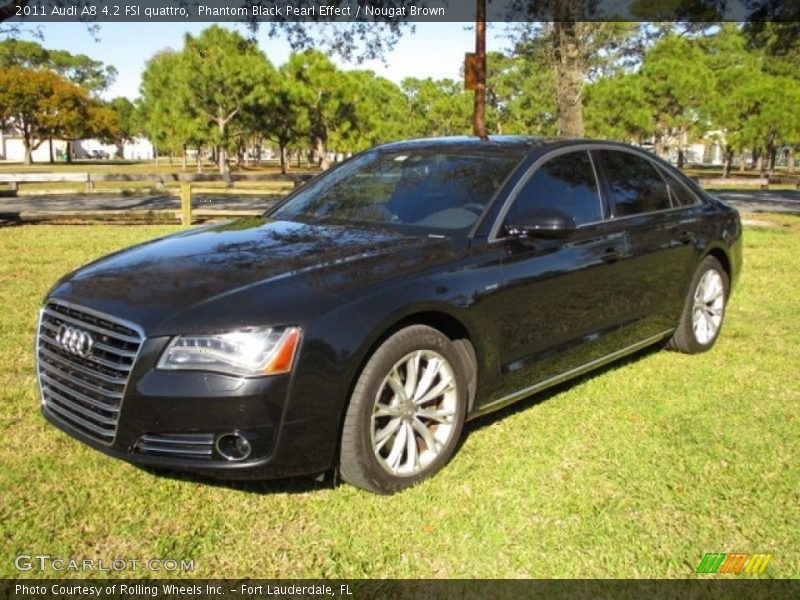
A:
0 215 798 579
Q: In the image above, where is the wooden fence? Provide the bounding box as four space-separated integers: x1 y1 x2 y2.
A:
696 176 800 190
0 171 314 192
0 171 316 225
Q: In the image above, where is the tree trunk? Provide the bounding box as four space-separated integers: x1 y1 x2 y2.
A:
767 145 777 177
472 0 487 139
654 134 664 160
48 138 54 164
23 139 32 166
217 117 229 175
182 144 187 171
65 141 72 164
217 144 227 174
676 127 687 168
279 144 287 175
196 146 203 173
789 147 796 173
552 15 584 137
739 153 745 173
722 147 733 178
314 136 330 170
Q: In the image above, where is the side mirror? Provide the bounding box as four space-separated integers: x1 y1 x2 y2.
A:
504 208 578 239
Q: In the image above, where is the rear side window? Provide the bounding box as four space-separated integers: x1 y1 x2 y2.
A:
504 150 602 226
661 168 700 207
598 150 672 217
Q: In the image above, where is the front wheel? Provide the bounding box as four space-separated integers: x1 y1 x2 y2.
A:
668 256 729 354
339 325 468 494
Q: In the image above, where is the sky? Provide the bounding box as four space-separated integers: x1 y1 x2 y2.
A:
19 22 512 101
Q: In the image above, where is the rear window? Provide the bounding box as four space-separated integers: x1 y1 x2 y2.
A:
661 168 700 207
598 150 672 217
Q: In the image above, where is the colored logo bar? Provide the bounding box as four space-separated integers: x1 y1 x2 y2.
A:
696 552 772 574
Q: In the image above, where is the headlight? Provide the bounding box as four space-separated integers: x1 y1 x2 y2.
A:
157 326 301 377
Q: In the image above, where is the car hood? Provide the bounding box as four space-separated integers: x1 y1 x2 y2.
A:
48 217 462 334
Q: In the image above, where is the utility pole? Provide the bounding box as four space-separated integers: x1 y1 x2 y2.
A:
472 0 487 140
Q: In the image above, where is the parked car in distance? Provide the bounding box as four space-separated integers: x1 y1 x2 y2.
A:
36 136 742 493
88 149 110 159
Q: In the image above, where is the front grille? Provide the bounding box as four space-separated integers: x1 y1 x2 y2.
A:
135 433 215 459
37 300 143 445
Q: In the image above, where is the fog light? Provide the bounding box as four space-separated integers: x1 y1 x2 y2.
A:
215 433 252 461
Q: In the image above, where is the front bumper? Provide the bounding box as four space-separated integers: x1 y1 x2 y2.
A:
40 337 342 481
43 405 334 481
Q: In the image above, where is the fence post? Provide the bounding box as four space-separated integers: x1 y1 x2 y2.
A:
180 182 192 226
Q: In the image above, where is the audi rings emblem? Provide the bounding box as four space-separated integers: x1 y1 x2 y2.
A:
55 324 95 358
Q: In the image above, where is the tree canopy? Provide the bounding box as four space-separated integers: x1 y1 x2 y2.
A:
4 22 799 174
0 65 116 164
0 38 117 94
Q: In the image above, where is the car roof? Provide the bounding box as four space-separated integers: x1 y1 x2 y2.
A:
376 135 551 154
374 135 652 157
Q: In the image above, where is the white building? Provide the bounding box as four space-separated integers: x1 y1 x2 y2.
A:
687 132 724 166
0 129 155 162
0 131 69 163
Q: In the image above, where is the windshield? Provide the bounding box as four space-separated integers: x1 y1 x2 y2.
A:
270 148 526 236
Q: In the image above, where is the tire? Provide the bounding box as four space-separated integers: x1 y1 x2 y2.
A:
668 256 729 354
339 325 468 494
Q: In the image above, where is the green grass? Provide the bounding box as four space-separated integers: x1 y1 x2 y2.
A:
1 217 799 579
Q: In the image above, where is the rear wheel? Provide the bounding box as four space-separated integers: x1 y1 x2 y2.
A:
339 325 468 494
668 256 729 354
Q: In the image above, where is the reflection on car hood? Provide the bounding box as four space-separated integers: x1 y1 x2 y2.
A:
48 217 461 332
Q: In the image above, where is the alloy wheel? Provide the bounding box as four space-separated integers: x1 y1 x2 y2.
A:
370 349 458 477
692 269 725 345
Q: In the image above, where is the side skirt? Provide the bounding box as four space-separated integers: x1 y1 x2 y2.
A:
467 329 674 421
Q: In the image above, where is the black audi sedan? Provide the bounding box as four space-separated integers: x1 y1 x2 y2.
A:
36 136 742 493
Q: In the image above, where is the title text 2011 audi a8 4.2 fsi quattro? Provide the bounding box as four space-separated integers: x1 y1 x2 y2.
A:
36 137 742 493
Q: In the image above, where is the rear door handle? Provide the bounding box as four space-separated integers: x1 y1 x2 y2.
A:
602 246 622 263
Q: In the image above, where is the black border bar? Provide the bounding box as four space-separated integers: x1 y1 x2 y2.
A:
3 579 800 600
3 0 800 23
